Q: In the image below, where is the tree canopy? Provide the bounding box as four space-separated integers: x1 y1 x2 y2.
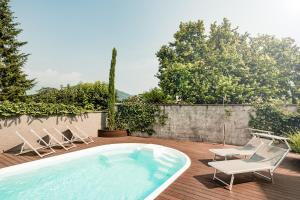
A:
156 18 300 104
0 0 35 101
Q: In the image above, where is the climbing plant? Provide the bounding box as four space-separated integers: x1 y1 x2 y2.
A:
249 103 300 135
0 101 88 118
116 96 167 135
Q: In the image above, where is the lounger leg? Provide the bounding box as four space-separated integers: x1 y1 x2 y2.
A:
213 154 216 161
212 171 235 191
269 170 274 184
253 171 274 183
213 169 217 180
229 174 235 191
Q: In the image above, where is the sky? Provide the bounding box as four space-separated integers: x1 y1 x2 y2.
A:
10 0 300 95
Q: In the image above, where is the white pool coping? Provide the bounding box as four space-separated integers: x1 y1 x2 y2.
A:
0 143 191 200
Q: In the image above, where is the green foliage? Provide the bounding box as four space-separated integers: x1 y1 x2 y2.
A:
30 81 109 110
108 48 117 130
141 87 173 104
0 0 35 102
0 101 86 118
249 103 300 135
156 18 300 104
287 131 300 153
116 96 167 135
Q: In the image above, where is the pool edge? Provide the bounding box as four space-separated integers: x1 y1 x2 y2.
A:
144 145 191 200
0 143 191 200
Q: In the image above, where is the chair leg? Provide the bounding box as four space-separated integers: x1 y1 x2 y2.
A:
16 143 25 156
213 154 216 161
229 174 235 191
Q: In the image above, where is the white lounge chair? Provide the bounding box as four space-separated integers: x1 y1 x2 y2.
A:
208 135 290 191
15 130 55 158
30 128 76 151
66 125 94 144
209 129 273 160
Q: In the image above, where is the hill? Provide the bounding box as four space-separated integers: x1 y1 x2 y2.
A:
117 90 131 100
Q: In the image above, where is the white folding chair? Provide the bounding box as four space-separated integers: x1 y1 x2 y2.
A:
15 130 55 158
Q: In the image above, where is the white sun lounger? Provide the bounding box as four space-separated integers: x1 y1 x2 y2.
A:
30 128 76 151
208 135 290 191
44 128 77 150
66 125 94 144
209 129 273 160
15 130 55 158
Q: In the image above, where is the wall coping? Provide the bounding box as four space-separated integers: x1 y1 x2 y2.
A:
157 104 298 106
0 111 106 121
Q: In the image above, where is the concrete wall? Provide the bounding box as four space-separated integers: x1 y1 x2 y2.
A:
0 112 106 152
135 105 298 146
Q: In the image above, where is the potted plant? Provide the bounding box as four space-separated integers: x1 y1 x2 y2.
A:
98 48 127 137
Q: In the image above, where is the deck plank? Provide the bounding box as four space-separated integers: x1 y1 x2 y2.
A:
0 136 299 200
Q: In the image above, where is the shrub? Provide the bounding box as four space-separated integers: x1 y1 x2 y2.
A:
287 132 300 153
141 87 173 104
116 96 167 135
30 81 109 110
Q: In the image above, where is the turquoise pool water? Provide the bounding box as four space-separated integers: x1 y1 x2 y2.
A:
0 144 189 200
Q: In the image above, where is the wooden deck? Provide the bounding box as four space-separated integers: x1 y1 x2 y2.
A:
0 136 299 200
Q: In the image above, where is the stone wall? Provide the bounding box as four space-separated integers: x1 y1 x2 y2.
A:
0 112 106 152
1 105 297 150
135 105 298 146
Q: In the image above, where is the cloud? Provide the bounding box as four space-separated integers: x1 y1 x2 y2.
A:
25 68 83 91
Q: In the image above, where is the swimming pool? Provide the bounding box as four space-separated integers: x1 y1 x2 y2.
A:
0 143 191 200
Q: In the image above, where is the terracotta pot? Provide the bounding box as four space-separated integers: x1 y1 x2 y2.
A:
98 129 128 137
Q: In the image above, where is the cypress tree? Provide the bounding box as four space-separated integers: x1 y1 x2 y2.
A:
0 0 35 102
107 48 117 130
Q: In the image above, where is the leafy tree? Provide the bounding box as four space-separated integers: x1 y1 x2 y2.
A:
249 35 300 103
156 18 300 104
107 48 117 130
0 0 35 101
30 87 59 103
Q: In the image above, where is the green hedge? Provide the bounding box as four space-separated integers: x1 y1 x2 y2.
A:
0 101 89 118
249 104 300 135
116 96 167 135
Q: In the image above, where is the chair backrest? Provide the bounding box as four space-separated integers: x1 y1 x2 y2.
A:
67 125 88 138
241 136 263 150
249 143 289 168
259 137 273 145
43 128 63 141
16 130 46 148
